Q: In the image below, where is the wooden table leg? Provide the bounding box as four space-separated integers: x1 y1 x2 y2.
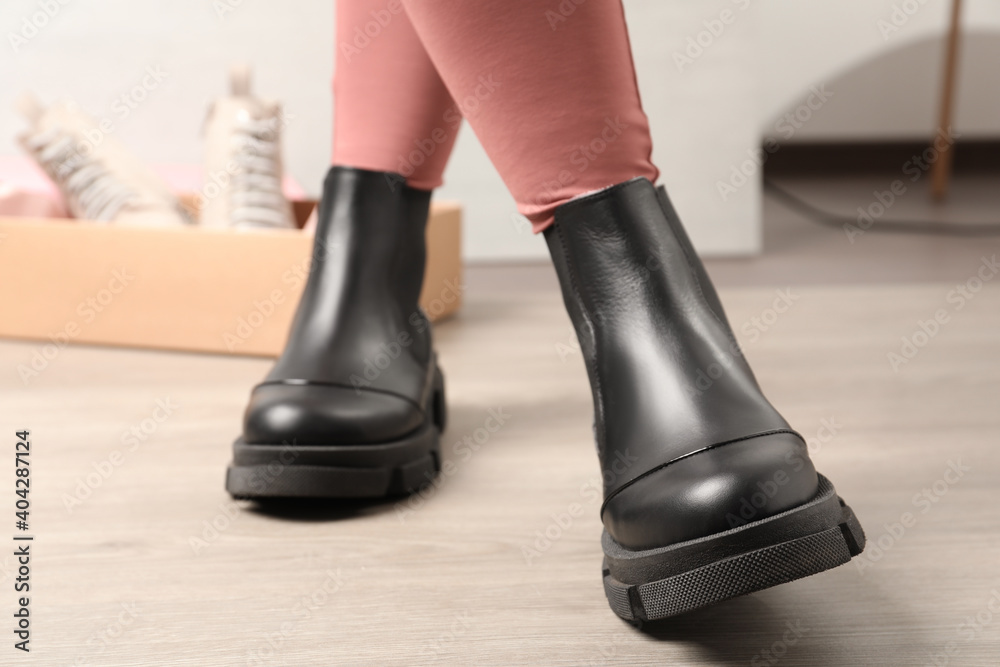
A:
930 0 963 201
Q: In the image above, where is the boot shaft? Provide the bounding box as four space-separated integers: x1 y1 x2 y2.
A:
269 166 433 393
544 178 789 498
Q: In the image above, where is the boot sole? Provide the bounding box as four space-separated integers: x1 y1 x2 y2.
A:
226 368 445 499
601 474 865 622
225 425 440 499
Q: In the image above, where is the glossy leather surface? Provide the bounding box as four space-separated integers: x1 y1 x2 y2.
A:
243 166 435 445
654 184 732 336
243 384 426 445
545 178 818 550
602 432 817 550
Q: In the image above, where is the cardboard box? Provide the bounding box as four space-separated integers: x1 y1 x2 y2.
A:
0 200 461 358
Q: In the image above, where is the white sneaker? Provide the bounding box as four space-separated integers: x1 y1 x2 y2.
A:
199 64 295 229
16 93 189 226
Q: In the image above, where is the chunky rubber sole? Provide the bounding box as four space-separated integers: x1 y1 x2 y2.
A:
225 368 445 499
601 474 865 622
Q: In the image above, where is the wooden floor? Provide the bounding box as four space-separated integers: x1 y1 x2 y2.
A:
4 275 1000 665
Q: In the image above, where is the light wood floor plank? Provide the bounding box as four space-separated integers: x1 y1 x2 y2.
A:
3 282 999 665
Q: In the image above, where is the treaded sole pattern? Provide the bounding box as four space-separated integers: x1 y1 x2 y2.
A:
602 491 866 621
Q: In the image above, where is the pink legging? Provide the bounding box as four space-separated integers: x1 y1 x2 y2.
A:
332 0 659 232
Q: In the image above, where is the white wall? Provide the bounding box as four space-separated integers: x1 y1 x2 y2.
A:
2 1 999 260
759 0 1000 139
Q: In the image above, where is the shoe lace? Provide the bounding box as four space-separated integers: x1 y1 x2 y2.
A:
229 114 288 227
23 126 137 221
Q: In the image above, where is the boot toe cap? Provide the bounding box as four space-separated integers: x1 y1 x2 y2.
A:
242 382 425 445
602 431 818 551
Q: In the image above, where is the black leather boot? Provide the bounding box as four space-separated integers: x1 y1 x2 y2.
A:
544 177 865 621
225 166 445 499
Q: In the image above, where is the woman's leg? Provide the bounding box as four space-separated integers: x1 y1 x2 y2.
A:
397 0 658 230
332 0 459 190
396 0 866 621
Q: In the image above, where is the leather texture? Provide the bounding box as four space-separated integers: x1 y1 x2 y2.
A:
545 178 819 551
243 166 436 446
